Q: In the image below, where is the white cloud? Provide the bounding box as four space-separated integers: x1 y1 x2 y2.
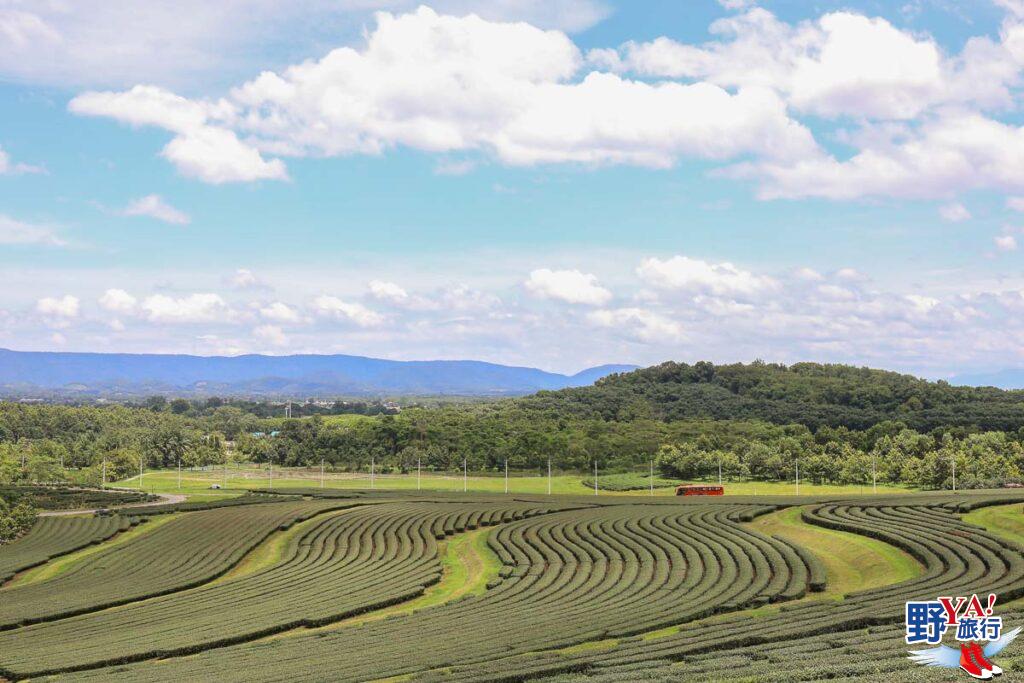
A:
231 268 263 289
0 214 66 247
637 255 775 296
141 293 229 323
99 288 138 314
794 267 824 281
369 280 409 304
743 113 1024 200
70 85 287 183
524 268 612 305
161 125 288 184
253 323 288 347
1008 197 1024 212
36 295 80 321
996 234 1018 251
601 10 989 121
0 145 43 175
312 295 384 327
939 202 971 223
259 301 301 323
121 194 191 225
69 8 816 183
587 307 684 341
0 1 610 89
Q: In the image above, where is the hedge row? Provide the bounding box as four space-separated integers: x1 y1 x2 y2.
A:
0 499 348 631
0 514 138 585
56 501 816 683
0 500 559 679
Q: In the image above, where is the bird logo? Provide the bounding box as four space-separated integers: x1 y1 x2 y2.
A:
908 627 1020 679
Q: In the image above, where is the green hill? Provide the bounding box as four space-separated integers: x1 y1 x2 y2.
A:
519 361 1024 432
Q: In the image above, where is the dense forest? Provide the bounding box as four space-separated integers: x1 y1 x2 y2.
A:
3 361 1024 491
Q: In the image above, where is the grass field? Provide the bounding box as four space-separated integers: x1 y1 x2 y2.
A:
115 466 914 500
3 486 1021 682
748 505 922 599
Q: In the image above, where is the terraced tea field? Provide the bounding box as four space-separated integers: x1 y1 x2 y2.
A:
1 488 1023 681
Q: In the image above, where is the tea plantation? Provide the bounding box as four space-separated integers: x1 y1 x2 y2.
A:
1 488 1024 681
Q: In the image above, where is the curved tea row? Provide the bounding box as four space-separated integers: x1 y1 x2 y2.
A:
430 498 1024 682
0 499 347 629
0 501 555 679
0 514 138 585
60 502 815 682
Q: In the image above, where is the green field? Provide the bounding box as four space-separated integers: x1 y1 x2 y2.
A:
117 467 913 500
1 486 1022 682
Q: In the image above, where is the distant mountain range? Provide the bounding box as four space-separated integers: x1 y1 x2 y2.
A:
0 348 637 398
951 369 1024 390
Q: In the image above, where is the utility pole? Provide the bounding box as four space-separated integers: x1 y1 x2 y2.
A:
795 458 800 496
269 455 273 490
370 456 375 489
504 458 509 495
594 460 598 496
223 458 228 489
320 458 325 488
417 456 421 491
872 455 877 494
463 457 467 493
650 460 654 496
547 457 552 495
718 457 723 486
177 457 181 490
102 458 106 489
139 457 144 492
952 454 957 493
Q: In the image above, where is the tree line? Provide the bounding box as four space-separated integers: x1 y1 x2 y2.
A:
2 361 1024 490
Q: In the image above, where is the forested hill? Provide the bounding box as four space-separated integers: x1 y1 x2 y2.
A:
518 361 1024 432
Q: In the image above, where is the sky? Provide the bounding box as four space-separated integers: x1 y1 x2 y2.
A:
3 0 1024 377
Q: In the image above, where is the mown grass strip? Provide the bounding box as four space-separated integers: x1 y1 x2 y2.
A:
3 515 177 589
265 525 502 641
964 502 1024 609
748 505 921 599
208 508 354 586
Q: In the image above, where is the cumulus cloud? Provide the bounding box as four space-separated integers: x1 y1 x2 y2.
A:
637 255 775 297
368 280 410 304
36 295 80 319
939 203 971 223
1008 197 1024 212
312 295 384 327
141 293 230 323
230 268 265 289
524 268 612 305
588 307 684 342
120 194 190 225
70 85 287 183
259 301 301 323
48 5 1024 205
68 8 817 184
253 323 288 347
98 288 138 314
0 214 66 247
0 1 610 89
0 145 43 175
996 234 1019 251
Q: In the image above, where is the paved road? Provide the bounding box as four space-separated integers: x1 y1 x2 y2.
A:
39 492 187 517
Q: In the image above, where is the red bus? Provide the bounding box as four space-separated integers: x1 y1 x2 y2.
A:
675 484 724 496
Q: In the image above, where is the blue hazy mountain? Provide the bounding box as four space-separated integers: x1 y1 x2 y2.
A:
0 348 637 397
950 369 1024 390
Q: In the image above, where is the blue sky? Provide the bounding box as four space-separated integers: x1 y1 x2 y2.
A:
3 0 1024 376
